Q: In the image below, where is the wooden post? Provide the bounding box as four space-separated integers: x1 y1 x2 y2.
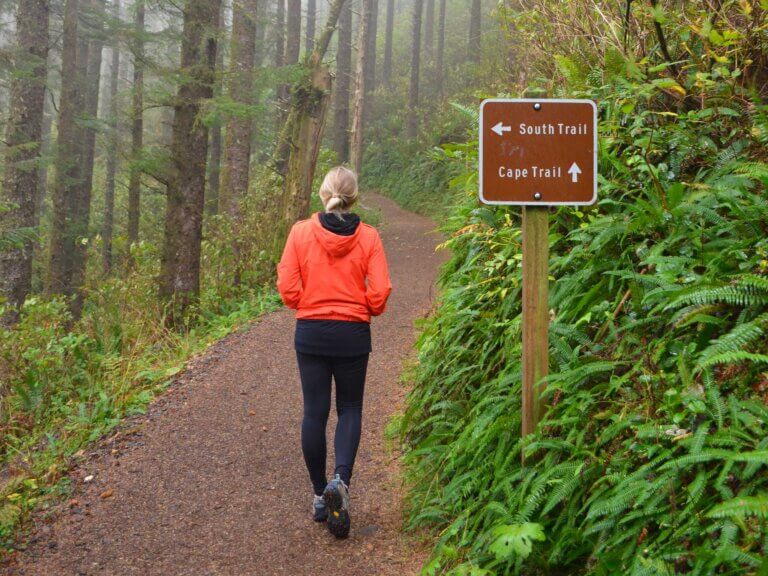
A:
522 206 549 438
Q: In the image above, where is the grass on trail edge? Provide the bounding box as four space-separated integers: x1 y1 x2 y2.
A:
0 289 282 557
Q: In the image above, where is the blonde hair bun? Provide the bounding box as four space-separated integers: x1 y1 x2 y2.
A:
319 166 359 213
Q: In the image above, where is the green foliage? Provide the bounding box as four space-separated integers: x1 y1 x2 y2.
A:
489 523 546 562
0 286 280 550
386 5 768 574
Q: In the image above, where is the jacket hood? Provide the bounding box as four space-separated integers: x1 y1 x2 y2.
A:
310 212 362 257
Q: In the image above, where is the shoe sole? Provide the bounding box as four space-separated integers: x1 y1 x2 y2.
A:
323 484 350 539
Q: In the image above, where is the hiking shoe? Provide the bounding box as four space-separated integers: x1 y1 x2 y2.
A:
313 494 328 522
323 474 350 539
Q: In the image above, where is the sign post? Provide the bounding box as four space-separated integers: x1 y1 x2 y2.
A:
478 98 598 441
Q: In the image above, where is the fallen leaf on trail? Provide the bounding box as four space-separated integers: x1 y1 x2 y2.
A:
249 410 256 416
69 499 79 507
100 489 114 499
83 475 94 483
261 425 268 432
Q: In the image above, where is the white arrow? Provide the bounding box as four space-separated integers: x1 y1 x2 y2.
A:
568 162 582 183
491 122 512 137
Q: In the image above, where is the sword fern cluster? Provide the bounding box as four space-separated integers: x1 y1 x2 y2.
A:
392 41 768 576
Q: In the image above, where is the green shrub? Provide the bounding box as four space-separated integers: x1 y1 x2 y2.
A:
399 60 768 576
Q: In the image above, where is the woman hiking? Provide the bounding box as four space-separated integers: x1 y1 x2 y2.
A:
277 166 392 539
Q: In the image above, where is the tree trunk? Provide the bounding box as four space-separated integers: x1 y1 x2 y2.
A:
69 0 105 317
382 0 394 86
127 0 144 245
275 0 285 67
436 0 445 95
37 101 53 221
207 0 227 217
349 0 370 176
333 0 352 163
103 0 120 274
285 0 301 65
48 0 83 298
220 0 257 218
407 0 422 139
282 0 345 224
0 0 49 323
254 0 267 67
364 0 378 92
160 0 222 327
424 0 433 60
469 0 481 62
274 0 300 173
283 65 332 222
220 0 257 287
305 0 316 53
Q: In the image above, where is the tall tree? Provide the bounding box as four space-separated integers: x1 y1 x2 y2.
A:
333 1 352 163
220 0 257 217
469 0 481 61
382 0 394 86
407 0 422 138
160 0 222 325
37 101 53 219
305 0 316 53
69 0 106 316
103 0 121 273
286 0 301 65
436 0 445 95
275 0 285 67
282 0 346 223
254 0 267 67
206 1 227 217
0 0 50 321
424 0 433 59
364 0 378 92
127 0 144 245
349 0 371 176
275 0 300 172
48 0 84 297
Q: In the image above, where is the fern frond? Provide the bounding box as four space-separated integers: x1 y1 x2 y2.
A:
707 496 768 519
699 351 768 369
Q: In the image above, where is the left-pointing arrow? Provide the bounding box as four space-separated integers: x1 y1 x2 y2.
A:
492 122 512 137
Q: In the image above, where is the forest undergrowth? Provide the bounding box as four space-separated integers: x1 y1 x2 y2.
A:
366 3 768 575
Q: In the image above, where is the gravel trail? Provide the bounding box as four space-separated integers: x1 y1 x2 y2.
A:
3 192 445 576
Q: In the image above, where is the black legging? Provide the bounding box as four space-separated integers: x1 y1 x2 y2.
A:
296 351 369 496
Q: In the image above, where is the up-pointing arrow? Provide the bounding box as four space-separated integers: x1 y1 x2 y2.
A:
491 122 512 137
568 162 582 183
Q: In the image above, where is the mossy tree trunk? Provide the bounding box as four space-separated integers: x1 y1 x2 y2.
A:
281 0 347 224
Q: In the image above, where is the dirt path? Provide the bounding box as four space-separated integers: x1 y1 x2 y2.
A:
3 193 445 576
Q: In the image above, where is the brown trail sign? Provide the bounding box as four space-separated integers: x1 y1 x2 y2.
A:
478 98 598 451
480 99 597 205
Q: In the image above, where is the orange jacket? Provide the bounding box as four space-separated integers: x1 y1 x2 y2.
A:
277 213 392 323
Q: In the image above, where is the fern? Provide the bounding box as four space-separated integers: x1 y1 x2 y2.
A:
707 496 768 519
